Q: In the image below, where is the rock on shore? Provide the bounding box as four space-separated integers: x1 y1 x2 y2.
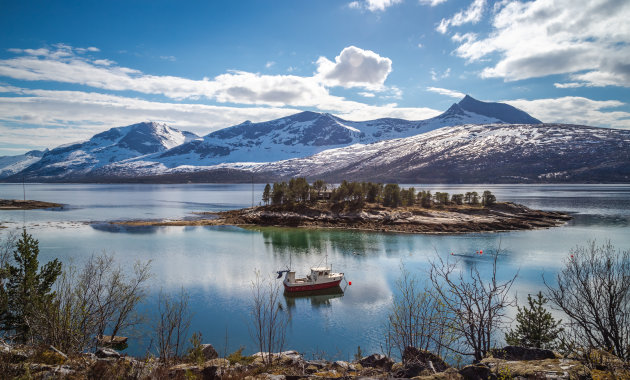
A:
2 342 626 379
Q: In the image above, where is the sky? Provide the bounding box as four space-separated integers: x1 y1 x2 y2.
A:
0 0 629 156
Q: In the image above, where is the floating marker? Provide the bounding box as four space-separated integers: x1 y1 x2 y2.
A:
349 281 352 285
451 252 454 255
480 250 483 254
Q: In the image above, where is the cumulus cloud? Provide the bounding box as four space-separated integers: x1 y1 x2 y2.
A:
349 0 403 12
419 0 447 6
453 0 630 87
505 97 630 129
437 0 485 34
426 87 465 98
316 46 392 90
0 44 396 109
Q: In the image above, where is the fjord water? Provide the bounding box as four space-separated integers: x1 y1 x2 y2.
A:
1 183 629 359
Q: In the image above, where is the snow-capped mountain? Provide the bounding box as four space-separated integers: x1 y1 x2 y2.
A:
1 95 553 181
140 96 520 167
251 123 630 183
93 95 534 175
0 149 47 179
458 95 541 124
15 122 198 180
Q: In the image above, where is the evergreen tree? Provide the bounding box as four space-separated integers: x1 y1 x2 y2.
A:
482 190 496 207
505 292 563 349
382 184 401 207
262 184 271 205
0 230 62 343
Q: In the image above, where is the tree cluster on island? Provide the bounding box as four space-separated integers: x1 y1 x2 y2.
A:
261 178 496 208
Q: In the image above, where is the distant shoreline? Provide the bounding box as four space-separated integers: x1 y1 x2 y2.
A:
0 199 63 210
113 202 572 234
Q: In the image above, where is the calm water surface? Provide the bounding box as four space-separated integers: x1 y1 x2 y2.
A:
0 183 629 359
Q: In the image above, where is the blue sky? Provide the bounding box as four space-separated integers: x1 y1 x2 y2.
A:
0 0 629 155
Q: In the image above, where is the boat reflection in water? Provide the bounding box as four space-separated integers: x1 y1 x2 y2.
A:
283 286 345 310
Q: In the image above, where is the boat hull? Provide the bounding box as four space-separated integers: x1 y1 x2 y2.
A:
283 279 342 293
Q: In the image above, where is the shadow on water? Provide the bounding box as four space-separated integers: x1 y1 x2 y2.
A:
571 214 630 228
90 223 165 234
284 286 345 311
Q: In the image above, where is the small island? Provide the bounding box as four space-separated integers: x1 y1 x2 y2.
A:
0 199 63 210
116 179 571 233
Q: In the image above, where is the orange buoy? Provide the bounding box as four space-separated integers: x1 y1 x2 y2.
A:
480 250 483 254
349 281 352 285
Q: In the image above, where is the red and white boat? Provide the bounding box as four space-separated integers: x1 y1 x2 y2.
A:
278 264 344 293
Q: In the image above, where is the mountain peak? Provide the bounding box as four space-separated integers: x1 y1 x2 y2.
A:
458 95 542 124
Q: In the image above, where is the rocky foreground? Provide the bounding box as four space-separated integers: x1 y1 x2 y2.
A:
2 341 628 379
116 202 571 234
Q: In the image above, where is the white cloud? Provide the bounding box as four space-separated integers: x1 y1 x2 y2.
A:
348 0 403 12
417 43 423 48
358 92 376 97
426 87 465 98
505 97 630 129
553 82 585 89
430 67 450 81
0 85 442 153
453 0 630 87
160 55 177 62
316 46 392 90
0 44 395 109
93 59 115 66
437 0 485 34
419 0 447 6
265 61 275 68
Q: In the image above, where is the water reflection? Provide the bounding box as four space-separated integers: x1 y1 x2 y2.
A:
284 287 345 310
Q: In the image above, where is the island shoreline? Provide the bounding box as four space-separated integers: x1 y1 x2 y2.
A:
111 202 572 234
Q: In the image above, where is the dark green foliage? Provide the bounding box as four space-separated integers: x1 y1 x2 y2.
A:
401 187 416 206
419 190 432 208
465 191 480 205
365 182 382 203
505 292 563 349
0 230 62 343
433 192 450 206
382 184 401 207
271 182 287 205
288 177 310 203
451 194 464 205
482 190 496 207
187 331 205 365
262 184 271 205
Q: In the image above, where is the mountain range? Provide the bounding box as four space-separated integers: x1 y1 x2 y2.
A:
1 95 628 183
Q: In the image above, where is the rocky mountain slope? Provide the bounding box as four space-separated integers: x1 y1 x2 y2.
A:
250 123 630 183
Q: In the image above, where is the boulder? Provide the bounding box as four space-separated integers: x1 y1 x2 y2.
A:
95 347 121 359
489 345 556 361
358 353 394 371
201 343 218 360
396 346 450 377
459 363 497 380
